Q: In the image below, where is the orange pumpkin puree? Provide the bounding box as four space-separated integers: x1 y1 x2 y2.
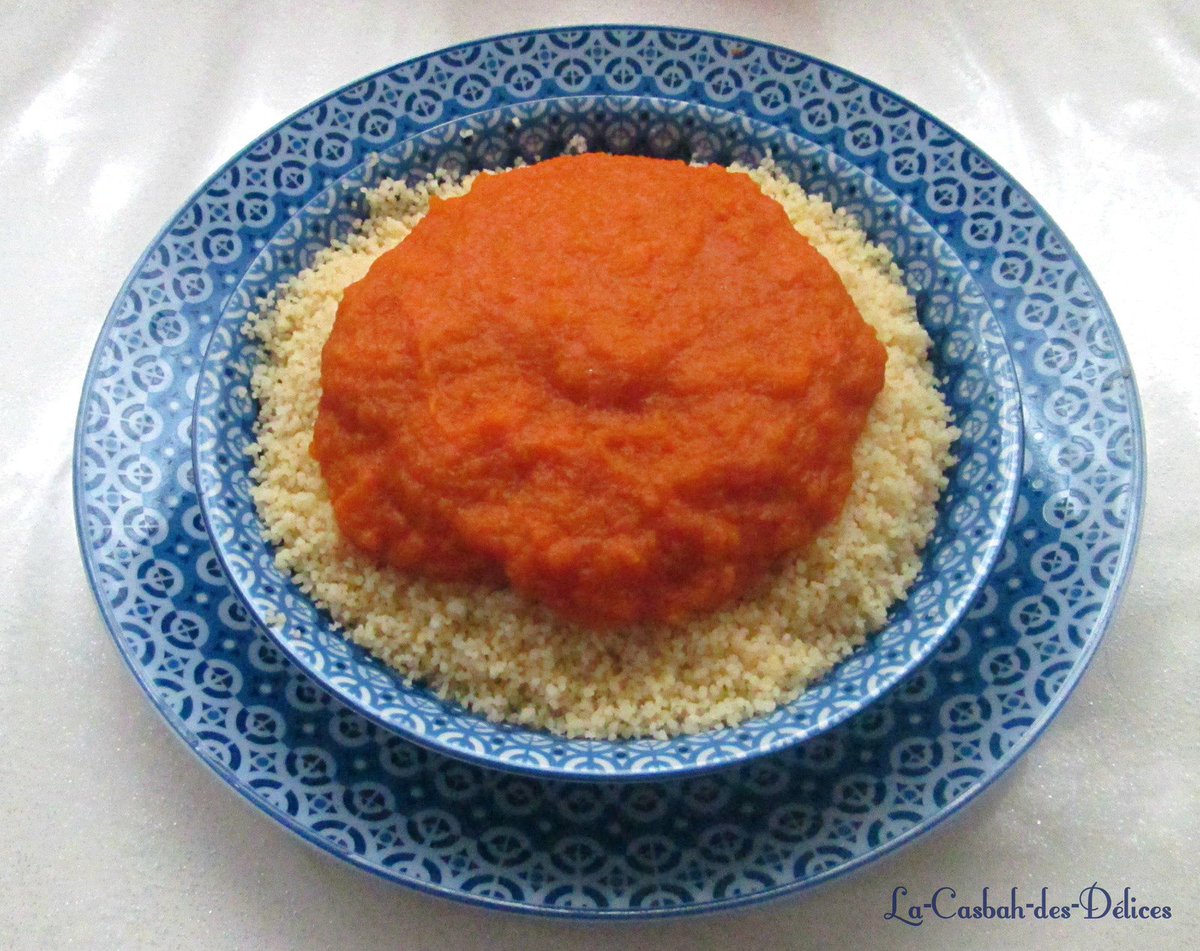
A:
312 154 886 628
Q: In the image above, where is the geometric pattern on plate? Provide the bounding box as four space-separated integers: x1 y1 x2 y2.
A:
76 26 1142 917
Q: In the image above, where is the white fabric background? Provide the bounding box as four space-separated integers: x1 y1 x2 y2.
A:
1 2 1196 948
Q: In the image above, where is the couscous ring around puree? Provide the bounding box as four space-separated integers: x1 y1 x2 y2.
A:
245 155 958 741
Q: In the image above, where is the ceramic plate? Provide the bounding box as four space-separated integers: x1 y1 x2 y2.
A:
191 93 1022 780
75 26 1143 917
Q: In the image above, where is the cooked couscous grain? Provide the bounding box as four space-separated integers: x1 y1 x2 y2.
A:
245 159 957 739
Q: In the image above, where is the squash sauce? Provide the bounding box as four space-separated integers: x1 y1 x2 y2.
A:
311 154 886 627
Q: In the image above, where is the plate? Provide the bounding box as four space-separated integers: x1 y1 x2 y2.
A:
192 93 1023 780
75 26 1143 917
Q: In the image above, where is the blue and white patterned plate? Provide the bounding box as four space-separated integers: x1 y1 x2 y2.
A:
75 27 1143 916
192 94 1023 780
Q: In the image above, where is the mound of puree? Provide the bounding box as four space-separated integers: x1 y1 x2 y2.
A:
312 154 887 627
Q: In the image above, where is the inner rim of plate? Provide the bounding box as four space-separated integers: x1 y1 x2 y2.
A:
193 93 1022 781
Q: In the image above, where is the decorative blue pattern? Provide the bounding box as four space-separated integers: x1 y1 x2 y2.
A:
193 95 1022 779
75 27 1143 917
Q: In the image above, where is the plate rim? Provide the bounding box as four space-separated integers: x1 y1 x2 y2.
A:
73 23 1146 919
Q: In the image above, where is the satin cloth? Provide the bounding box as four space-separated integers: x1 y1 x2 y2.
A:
1 3 1195 948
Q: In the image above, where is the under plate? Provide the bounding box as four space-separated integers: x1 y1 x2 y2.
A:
74 25 1143 918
